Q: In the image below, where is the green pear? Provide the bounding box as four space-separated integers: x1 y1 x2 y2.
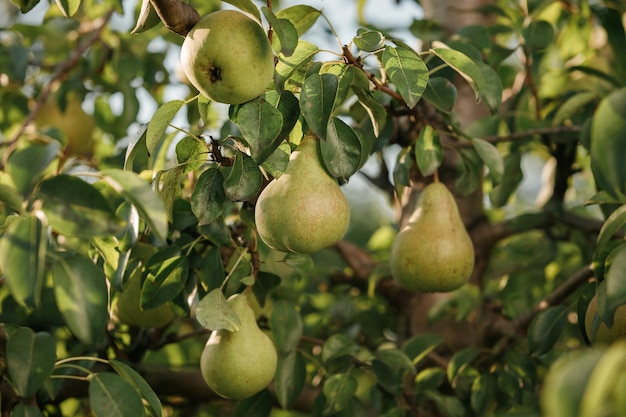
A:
389 182 474 292
585 294 626 345
113 271 175 328
200 293 278 400
254 136 350 253
180 10 275 104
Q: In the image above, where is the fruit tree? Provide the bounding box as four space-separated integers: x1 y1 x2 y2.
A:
1 0 626 416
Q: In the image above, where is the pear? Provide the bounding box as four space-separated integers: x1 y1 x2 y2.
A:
200 293 278 400
113 271 175 328
389 182 474 292
254 136 350 253
585 294 626 345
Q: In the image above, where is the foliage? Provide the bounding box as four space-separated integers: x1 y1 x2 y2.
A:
1 0 626 416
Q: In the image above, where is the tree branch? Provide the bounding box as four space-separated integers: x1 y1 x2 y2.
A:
149 0 200 37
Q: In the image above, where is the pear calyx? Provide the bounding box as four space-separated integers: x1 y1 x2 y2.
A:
389 182 475 292
254 136 350 253
200 293 278 400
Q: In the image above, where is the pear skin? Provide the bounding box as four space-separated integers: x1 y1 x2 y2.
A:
585 295 626 345
113 271 175 328
200 293 278 400
255 136 350 253
389 182 474 292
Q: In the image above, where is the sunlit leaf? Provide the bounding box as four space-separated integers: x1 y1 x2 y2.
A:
275 40 319 89
382 45 428 108
146 100 183 155
142 248 188 309
263 7 298 56
275 4 321 36
195 288 241 331
353 28 385 52
471 137 504 185
6 141 60 197
54 0 80 17
402 333 443 365
415 125 442 177
323 373 358 414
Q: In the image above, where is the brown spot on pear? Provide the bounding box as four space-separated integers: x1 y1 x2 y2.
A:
389 182 475 292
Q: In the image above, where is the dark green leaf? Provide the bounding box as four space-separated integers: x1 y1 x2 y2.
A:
6 141 60 197
489 151 523 207
283 252 314 273
223 152 263 201
0 215 46 307
10 0 40 13
146 100 183 155
251 271 281 308
523 20 554 51
528 305 568 356
232 97 283 164
471 137 504 185
52 253 108 347
10 404 45 417
176 136 206 172
109 360 163 417
274 350 306 409
402 333 443 365
382 45 428 108
6 327 56 398
470 373 497 415
190 167 225 226
593 204 626 281
39 175 125 238
431 47 486 106
88 372 145 417
234 390 272 417
415 125 443 177
392 147 413 200
54 0 80 16
143 251 188 309
447 347 479 384
270 90 301 141
353 86 387 137
322 334 358 363
270 299 303 354
375 349 415 375
320 117 362 179
131 0 161 35
422 77 457 113
300 73 338 139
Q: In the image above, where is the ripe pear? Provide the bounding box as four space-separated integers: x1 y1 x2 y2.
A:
389 182 474 292
112 271 175 328
200 293 278 400
585 294 626 345
254 136 350 253
180 10 275 104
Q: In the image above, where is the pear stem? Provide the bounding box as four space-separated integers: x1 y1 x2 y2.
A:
433 169 440 183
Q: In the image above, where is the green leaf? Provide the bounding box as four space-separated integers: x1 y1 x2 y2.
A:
251 271 281 308
88 372 145 417
232 98 283 163
146 100 184 155
422 77 457 113
320 64 355 110
221 0 261 22
527 305 568 356
124 124 150 172
489 151 523 207
353 87 387 137
223 151 263 202
591 87 626 198
262 7 298 57
6 141 61 197
382 45 428 109
274 40 319 90
320 117 362 179
274 350 306 409
275 5 321 36
470 373 497 415
353 28 385 52
101 170 168 242
402 333 443 365
52 253 108 347
190 167 225 226
0 173 23 214
234 390 273 417
142 250 188 309
10 0 40 13
176 136 205 172
131 0 161 35
283 252 314 273
271 90 301 141
431 47 486 106
523 20 554 51
0 215 46 307
38 175 125 238
54 0 80 17
109 360 163 417
392 147 413 200
10 404 46 417
270 299 303 354
447 347 479 385
593 204 626 281
415 125 443 177
156 166 184 223
300 73 338 139
195 288 241 331
322 334 358 363
6 327 56 398
471 138 504 185
323 373 358 414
